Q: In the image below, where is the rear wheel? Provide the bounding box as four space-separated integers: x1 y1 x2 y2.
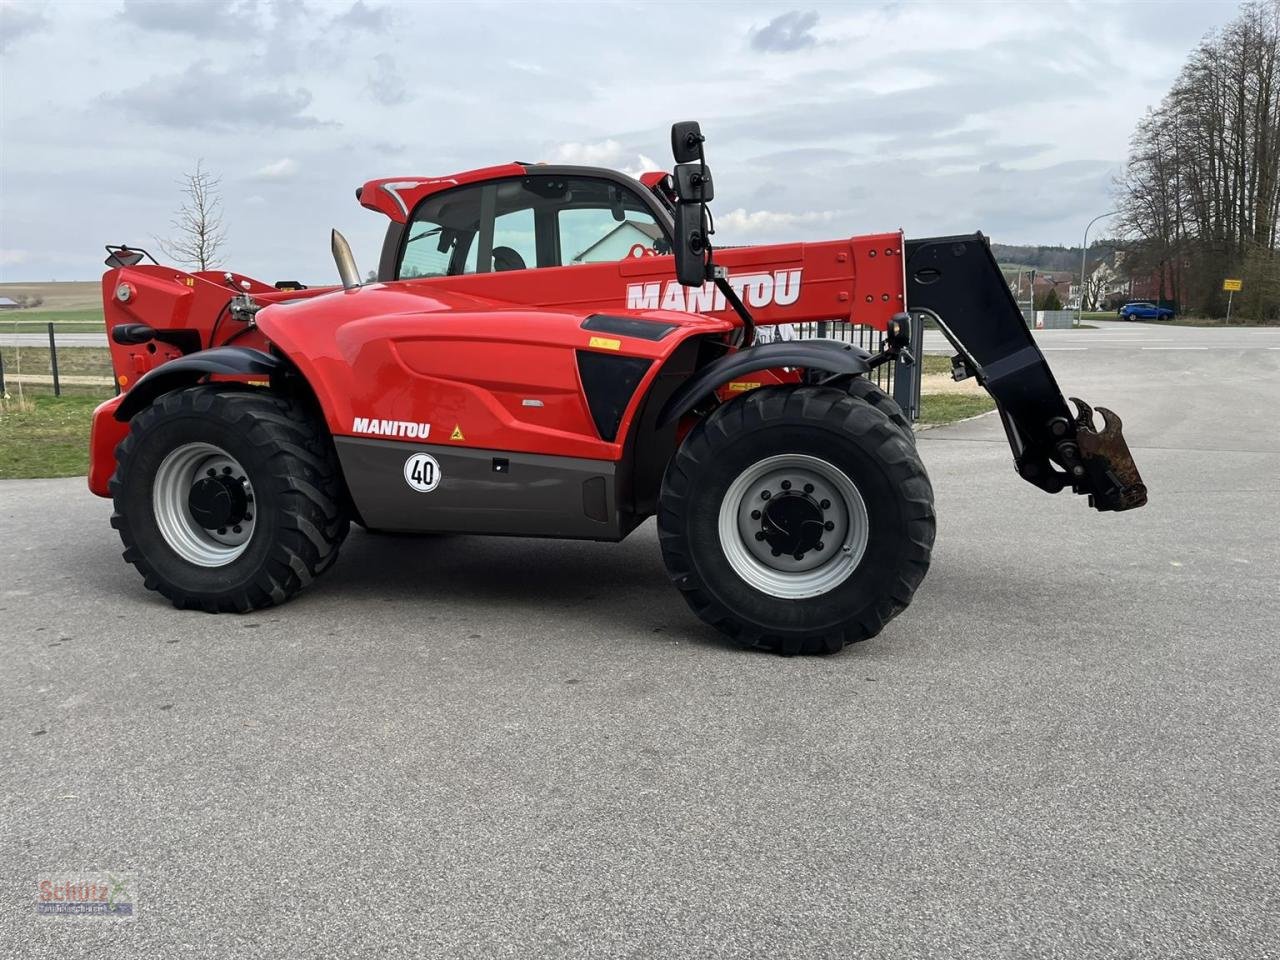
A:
658 386 935 655
110 386 349 612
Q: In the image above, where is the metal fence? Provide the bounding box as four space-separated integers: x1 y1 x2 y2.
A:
786 319 924 422
0 322 115 398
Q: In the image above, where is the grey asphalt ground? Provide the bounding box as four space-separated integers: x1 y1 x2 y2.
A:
2 323 1278 958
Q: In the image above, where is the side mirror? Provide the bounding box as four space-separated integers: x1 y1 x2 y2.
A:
673 202 709 287
673 163 714 203
671 120 704 164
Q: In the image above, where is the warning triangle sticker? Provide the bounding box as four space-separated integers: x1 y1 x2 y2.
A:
450 424 465 441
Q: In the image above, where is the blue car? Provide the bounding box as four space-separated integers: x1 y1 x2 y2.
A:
1119 301 1174 320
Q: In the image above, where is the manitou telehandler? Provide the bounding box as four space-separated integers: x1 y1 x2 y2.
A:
89 121 1146 654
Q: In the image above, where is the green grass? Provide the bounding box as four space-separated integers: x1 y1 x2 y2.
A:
917 393 995 426
920 354 951 376
0 394 104 479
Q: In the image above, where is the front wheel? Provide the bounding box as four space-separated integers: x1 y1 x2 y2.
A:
110 386 349 612
658 386 936 655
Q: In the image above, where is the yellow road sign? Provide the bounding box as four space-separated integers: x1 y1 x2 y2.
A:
1223 278 1243 292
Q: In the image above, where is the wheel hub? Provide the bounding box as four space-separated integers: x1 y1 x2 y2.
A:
188 474 249 530
760 492 826 559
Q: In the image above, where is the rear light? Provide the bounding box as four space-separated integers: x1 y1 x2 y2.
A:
115 282 135 303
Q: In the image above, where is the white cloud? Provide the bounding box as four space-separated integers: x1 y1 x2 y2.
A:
551 139 625 166
717 208 847 237
0 249 30 266
553 141 660 179
252 158 299 180
622 154 661 179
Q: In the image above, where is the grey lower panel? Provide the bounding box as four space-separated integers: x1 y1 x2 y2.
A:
336 437 625 540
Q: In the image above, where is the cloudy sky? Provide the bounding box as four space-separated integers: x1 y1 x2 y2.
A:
0 0 1237 282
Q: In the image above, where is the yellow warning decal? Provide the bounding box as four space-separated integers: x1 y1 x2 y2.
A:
588 336 621 351
727 381 762 392
184 277 195 287
450 424 465 441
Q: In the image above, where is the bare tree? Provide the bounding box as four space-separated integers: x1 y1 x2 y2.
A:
156 160 227 271
1116 0 1280 320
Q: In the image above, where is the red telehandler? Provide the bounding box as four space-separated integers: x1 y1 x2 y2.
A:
89 122 1146 655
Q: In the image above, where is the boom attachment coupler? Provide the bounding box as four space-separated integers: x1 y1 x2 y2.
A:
904 234 1147 513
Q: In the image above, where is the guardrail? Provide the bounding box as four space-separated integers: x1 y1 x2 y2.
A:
788 319 924 422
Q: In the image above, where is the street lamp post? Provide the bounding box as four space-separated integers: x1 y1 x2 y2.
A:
1079 210 1117 325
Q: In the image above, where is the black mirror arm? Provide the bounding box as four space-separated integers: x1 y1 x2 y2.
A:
712 268 756 349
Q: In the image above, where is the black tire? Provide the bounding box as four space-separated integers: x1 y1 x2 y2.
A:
109 386 349 612
658 385 935 655
844 376 914 444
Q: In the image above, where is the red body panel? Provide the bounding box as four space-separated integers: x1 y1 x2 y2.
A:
88 394 129 497
257 282 734 461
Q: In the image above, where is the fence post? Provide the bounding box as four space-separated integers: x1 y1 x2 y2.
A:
894 313 925 422
47 322 61 397
0 349 6 397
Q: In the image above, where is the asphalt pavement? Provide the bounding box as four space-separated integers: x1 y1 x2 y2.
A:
2 323 1278 958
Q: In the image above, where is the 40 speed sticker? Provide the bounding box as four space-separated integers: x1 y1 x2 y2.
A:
404 453 441 493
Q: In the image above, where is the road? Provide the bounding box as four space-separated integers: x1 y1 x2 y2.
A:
922 316 1280 353
3 326 1278 958
0 331 108 348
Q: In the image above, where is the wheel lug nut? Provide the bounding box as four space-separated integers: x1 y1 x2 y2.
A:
804 483 814 494
222 466 232 475
815 542 824 551
781 480 791 490
232 525 242 534
824 520 835 530
244 513 252 521
237 476 246 483
761 490 771 500
206 468 216 477
750 509 761 520
820 499 831 509
792 552 804 561
771 549 782 557
755 531 766 541
218 527 227 535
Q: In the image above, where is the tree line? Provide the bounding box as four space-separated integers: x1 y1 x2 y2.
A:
1117 0 1279 320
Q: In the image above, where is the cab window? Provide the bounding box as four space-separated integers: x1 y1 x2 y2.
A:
398 175 668 279
399 184 482 278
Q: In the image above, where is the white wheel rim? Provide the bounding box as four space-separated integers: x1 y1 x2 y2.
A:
717 453 869 599
152 442 256 568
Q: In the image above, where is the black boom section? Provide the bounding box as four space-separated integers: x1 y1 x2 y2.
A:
115 346 281 420
576 351 653 442
657 339 871 428
904 234 1146 511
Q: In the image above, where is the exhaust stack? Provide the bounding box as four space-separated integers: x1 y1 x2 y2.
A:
331 229 361 290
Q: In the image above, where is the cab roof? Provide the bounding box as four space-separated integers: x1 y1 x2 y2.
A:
357 165 669 224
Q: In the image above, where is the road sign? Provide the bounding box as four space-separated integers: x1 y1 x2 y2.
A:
1223 278 1243 292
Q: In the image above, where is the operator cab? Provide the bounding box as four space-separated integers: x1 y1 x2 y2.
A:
379 170 674 282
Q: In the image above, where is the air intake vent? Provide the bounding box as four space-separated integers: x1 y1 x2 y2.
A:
575 351 652 442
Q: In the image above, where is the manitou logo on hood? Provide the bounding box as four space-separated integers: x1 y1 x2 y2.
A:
626 269 802 313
